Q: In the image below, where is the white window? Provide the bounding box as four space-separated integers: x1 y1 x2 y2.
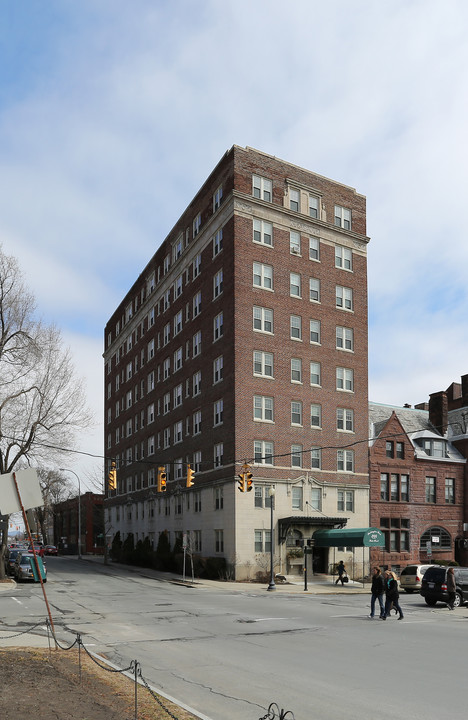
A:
336 326 354 351
213 269 223 298
193 452 202 473
213 185 223 211
311 404 322 428
253 219 273 246
309 277 320 303
289 188 300 212
213 312 223 341
213 355 223 383
163 358 170 380
290 231 301 255
193 253 201 278
310 319 321 344
193 410 201 435
310 361 321 386
193 370 201 396
336 285 353 311
253 262 273 290
193 291 201 318
291 357 302 383
175 274 183 297
290 315 302 340
254 351 273 378
163 428 170 449
309 237 320 261
148 307 155 327
174 421 183 444
173 237 183 261
292 486 303 510
126 419 132 437
163 392 170 414
215 529 224 553
290 272 301 297
173 383 182 408
147 371 155 392
311 447 321 469
254 395 274 422
193 331 201 357
147 272 155 294
253 306 273 334
125 302 133 322
174 310 182 336
213 229 223 256
252 174 272 202
163 254 170 275
337 451 355 473
254 440 274 465
126 361 133 380
126 390 132 409
173 347 182 372
214 443 224 467
163 322 170 345
147 403 155 424
291 445 302 468
309 195 319 218
291 401 302 426
148 435 155 455
337 408 354 432
163 289 170 311
334 205 351 230
214 399 223 426
335 245 353 270
193 213 201 237
337 367 354 392
214 487 224 510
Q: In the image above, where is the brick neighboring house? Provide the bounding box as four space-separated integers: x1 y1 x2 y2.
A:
53 492 105 555
369 403 466 572
103 145 371 580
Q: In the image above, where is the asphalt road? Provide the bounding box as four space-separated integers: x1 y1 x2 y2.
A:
1 557 467 720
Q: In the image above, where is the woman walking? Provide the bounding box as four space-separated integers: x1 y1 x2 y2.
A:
382 570 404 620
446 567 456 610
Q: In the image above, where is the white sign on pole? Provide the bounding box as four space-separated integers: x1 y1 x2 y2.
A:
0 468 43 515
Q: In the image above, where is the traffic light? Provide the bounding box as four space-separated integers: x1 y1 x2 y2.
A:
108 461 117 490
186 463 195 488
157 466 167 493
246 468 253 492
237 472 246 492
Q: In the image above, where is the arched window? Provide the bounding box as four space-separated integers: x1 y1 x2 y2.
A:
286 529 303 548
420 526 451 550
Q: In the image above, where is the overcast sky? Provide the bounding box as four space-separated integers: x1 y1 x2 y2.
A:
1 0 467 490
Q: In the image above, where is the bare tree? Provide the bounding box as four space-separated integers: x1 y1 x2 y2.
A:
34 469 75 545
0 247 93 578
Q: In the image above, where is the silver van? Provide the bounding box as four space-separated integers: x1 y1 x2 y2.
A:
399 564 435 593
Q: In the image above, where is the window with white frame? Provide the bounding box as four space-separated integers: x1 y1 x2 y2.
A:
291 401 303 426
214 487 224 510
291 357 302 383
290 231 301 254
337 450 355 472
213 269 223 298
214 399 223 426
311 487 322 510
193 253 201 278
335 245 353 270
213 355 223 383
310 319 321 344
174 421 183 444
213 185 223 211
291 444 302 468
290 315 302 340
193 291 201 318
310 361 321 386
126 418 132 437
163 255 170 275
311 447 321 469
309 237 320 261
254 395 274 422
215 529 224 553
193 213 201 237
214 443 224 467
336 367 354 392
147 272 155 294
311 403 322 428
147 371 155 392
337 489 354 510
253 219 273 246
289 188 300 212
173 383 182 408
253 306 273 334
163 358 170 380
292 486 303 510
336 285 353 311
309 195 319 218
174 311 182 336
149 307 155 327
193 410 201 435
309 277 320 303
173 237 183 261
193 451 202 473
337 408 354 432
252 174 272 202
334 205 351 230
127 361 133 380
213 312 223 341
163 322 170 345
148 435 155 455
163 289 170 311
147 403 155 424
163 392 170 414
163 427 170 449
126 390 132 409
336 326 354 351
290 272 301 297
213 229 223 256
173 347 182 372
445 477 455 504
193 370 201 396
254 486 264 508
175 274 183 297
193 331 201 357
253 262 273 290
254 351 273 378
254 529 271 553
254 440 274 465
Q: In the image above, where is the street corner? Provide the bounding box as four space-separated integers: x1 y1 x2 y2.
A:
0 578 16 592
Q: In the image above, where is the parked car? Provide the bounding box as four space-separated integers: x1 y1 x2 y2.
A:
44 545 58 556
420 566 468 607
399 564 436 593
6 548 22 576
14 553 47 582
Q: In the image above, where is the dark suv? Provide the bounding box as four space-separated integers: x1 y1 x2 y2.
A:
420 566 468 607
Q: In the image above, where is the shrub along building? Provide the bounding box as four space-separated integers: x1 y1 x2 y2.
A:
368 402 467 572
103 146 371 580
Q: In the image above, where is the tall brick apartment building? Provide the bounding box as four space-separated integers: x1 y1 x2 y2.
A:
103 146 370 580
369 402 466 571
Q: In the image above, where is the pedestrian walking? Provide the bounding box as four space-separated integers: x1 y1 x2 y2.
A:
335 560 346 585
382 570 404 620
369 566 385 618
446 567 456 610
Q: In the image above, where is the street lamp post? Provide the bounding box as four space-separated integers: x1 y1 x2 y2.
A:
267 487 276 591
60 468 82 560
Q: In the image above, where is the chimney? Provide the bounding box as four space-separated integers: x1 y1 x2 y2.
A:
415 402 429 410
428 391 448 435
461 374 468 405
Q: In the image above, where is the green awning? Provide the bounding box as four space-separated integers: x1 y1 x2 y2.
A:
313 527 385 548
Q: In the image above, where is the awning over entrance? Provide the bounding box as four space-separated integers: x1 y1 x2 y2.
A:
278 516 345 543
313 527 385 548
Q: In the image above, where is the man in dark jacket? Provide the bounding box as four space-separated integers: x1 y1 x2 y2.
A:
369 566 385 619
382 571 404 620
